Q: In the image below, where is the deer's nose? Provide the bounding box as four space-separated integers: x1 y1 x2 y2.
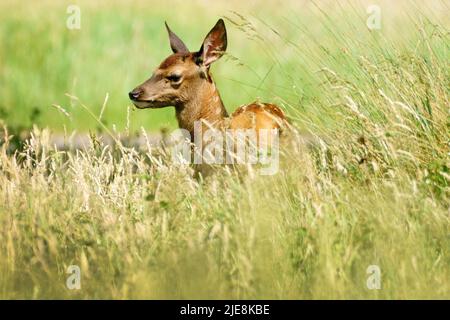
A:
129 89 143 101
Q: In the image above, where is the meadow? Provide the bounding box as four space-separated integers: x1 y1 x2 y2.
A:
0 0 449 299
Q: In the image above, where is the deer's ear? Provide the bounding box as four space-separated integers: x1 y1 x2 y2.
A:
165 22 189 53
197 19 227 67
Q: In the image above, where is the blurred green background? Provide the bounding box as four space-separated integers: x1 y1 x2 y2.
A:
0 0 448 133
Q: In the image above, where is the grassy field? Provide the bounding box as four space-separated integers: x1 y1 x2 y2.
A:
0 0 449 299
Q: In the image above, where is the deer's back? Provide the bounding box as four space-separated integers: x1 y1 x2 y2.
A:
228 102 286 132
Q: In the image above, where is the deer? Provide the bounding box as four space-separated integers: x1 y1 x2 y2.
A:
129 19 287 176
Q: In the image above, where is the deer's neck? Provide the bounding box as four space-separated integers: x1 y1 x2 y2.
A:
175 80 228 135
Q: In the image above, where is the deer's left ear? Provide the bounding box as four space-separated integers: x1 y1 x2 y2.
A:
197 19 227 67
165 22 189 53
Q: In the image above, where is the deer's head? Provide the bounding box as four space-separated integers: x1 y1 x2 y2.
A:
129 19 227 109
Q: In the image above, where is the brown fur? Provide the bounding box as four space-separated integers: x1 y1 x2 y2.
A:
229 102 286 131
173 76 286 138
159 53 190 69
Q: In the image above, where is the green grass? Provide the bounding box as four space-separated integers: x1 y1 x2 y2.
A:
0 0 449 299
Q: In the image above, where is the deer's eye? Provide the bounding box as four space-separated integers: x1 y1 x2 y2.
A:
167 74 182 82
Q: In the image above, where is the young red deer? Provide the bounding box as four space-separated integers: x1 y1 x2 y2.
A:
129 19 287 141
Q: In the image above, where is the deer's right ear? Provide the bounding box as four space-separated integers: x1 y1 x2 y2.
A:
197 19 227 67
165 22 189 54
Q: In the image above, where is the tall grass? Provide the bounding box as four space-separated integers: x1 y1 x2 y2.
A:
0 0 449 299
